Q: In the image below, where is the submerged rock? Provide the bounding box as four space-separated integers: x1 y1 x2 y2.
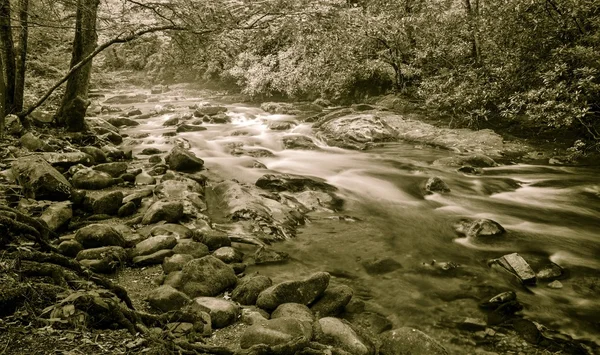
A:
454 218 505 239
362 257 402 275
490 252 537 285
316 317 374 355
379 327 448 355
256 173 336 193
425 176 450 194
256 272 330 311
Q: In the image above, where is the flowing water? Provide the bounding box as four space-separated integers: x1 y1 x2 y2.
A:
116 88 600 353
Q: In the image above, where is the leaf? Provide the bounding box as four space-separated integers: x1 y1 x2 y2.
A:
63 304 76 317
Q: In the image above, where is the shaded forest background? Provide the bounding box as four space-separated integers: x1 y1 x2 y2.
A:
3 0 600 154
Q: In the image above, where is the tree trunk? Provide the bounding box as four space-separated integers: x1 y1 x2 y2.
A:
464 0 481 65
54 0 100 132
14 0 28 113
0 0 16 115
0 55 6 138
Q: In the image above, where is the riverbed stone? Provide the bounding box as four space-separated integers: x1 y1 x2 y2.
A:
141 200 184 225
163 254 194 274
76 246 128 273
282 135 319 150
118 202 137 217
311 284 354 317
87 190 123 215
193 297 240 328
133 249 174 266
454 218 505 239
165 146 204 172
254 247 289 265
491 252 537 285
194 106 227 116
179 255 238 297
12 155 72 201
40 201 72 231
272 303 314 323
172 240 209 258
152 224 193 239
379 327 449 355
256 272 330 311
256 173 336 193
80 146 107 164
317 113 397 150
433 154 497 168
20 132 51 151
232 275 273 305
268 120 296 131
193 230 231 250
71 168 117 190
362 257 402 274
536 262 564 281
212 246 244 263
107 117 140 127
132 235 177 258
177 124 207 133
344 311 393 335
93 162 128 178
57 240 83 257
75 224 125 249
135 171 156 185
141 147 163 155
41 152 94 168
316 317 373 355
147 285 191 312
425 176 450 194
240 317 312 350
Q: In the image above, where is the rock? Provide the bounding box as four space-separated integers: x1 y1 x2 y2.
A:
93 162 128 178
164 271 184 288
163 116 179 126
311 285 353 317
479 291 517 310
260 102 298 115
212 246 244 263
193 297 240 328
101 145 126 160
282 135 319 150
127 108 142 116
123 188 152 205
547 280 563 289
40 201 72 231
149 156 162 164
490 253 537 285
80 146 107 164
135 171 156 185
165 146 204 172
380 327 449 355
256 173 336 193
536 262 564 281
151 224 193 239
240 317 312 350
317 113 397 150
141 200 184 225
11 155 72 201
457 166 483 175
254 247 289 265
177 124 207 133
240 307 269 325
352 103 377 111
256 272 330 311
133 249 174 266
232 275 273 305
132 235 177 258
4 114 23 136
163 254 194 274
194 106 227 116
344 312 393 335
41 152 94 168
179 256 237 297
362 257 402 274
104 94 148 104
231 147 275 158
172 240 210 258
210 113 230 124
316 317 373 355
193 230 231 250
456 317 487 331
71 168 117 190
107 117 140 127
76 246 128 273
268 121 296 131
425 176 450 194
147 285 191 312
20 132 51 151
166 322 194 336
454 218 505 239
88 190 123 215
75 224 125 249
118 202 137 217
433 154 497 168
141 147 163 155
272 303 314 323
58 240 83 257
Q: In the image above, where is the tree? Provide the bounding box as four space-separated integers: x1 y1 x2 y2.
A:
14 0 29 113
0 0 16 115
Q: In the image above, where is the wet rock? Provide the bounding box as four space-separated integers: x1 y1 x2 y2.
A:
4 114 23 136
352 103 377 111
87 190 123 215
163 116 179 126
194 106 227 116
457 166 483 175
12 155 72 201
311 284 353 318
107 117 140 127
93 162 128 178
193 297 240 328
231 262 247 274
141 147 163 155
316 317 373 355
179 255 238 297
75 224 125 249
210 113 230 124
40 201 72 231
135 171 156 185
256 272 330 311
163 254 194 274
133 249 174 266
148 156 162 164
71 168 118 190
240 317 312 350
425 176 450 194
536 262 564 281
41 152 94 168
172 240 210 258
362 257 402 275
268 121 296 131
379 327 448 355
344 312 393 335
230 146 275 158
147 285 191 312
118 202 137 217
20 132 51 151
490 253 537 285
232 275 273 305
282 135 319 150
104 94 148 104
317 113 397 150
433 154 497 168
260 102 297 115
58 240 83 257
212 246 244 263
131 235 177 258
254 247 289 265
101 145 126 160
123 188 152 206
547 280 563 289
141 200 184 225
176 124 207 133
127 108 142 116
272 303 314 323
256 173 336 193
86 117 119 135
80 146 107 164
454 218 505 239
479 291 517 310
151 224 193 239
76 246 128 273
193 230 231 251
165 146 204 172
456 317 487 331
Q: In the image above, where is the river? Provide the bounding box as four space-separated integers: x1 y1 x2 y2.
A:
111 86 600 353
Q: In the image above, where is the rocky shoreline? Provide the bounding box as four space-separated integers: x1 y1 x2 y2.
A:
0 84 597 354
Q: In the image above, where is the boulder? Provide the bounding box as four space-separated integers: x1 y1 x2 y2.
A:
379 327 449 355
40 201 72 232
163 116 179 126
240 317 312 351
194 106 227 116
272 303 314 323
254 247 289 265
57 240 83 257
80 146 107 164
362 257 402 275
172 240 209 258
76 246 128 273
317 113 397 150
163 254 194 274
193 231 231 251
212 246 244 263
454 218 505 239
141 147 163 155
490 253 537 285
433 154 497 168
74 224 125 249
41 152 93 168
135 171 156 185
86 190 123 215
93 162 128 178
147 285 191 312
536 262 564 281
20 132 52 151
5 114 23 136
179 256 238 297
256 272 330 311
165 146 204 172
282 135 319 150
260 102 297 115
255 173 336 193
131 235 177 258
425 177 450 194
133 249 174 266
71 168 117 190
268 121 296 131
177 124 207 133
316 317 373 355
151 224 193 239
311 284 353 317
193 297 240 328
11 155 72 201
232 275 273 305
106 117 140 127
118 202 137 217
141 200 184 225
